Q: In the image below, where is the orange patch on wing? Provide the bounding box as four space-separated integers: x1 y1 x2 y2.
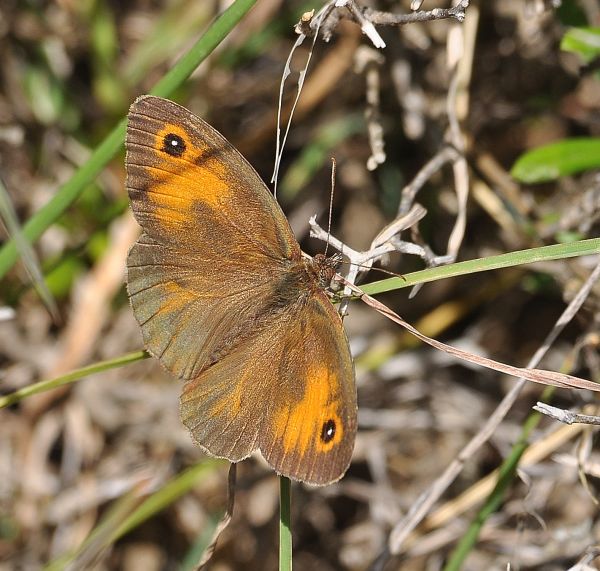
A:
146 123 231 232
272 364 343 458
208 373 245 419
142 280 199 372
159 280 197 314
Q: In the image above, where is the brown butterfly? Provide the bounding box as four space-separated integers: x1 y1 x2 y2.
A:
125 95 356 485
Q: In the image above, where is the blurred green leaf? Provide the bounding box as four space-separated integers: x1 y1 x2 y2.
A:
45 255 85 299
89 0 127 112
0 515 19 541
561 27 600 63
511 138 600 183
213 0 317 68
23 66 64 125
377 162 405 215
86 231 109 262
90 0 119 68
122 0 212 86
279 115 364 201
218 18 286 68
520 272 556 294
44 460 223 571
111 461 224 540
180 515 221 571
555 230 585 243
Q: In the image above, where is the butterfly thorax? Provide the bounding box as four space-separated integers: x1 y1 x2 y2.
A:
308 253 342 289
246 254 341 322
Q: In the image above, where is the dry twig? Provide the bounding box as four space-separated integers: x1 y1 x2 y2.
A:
385 257 600 555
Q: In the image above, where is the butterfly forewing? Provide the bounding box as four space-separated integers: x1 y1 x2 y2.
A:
126 95 299 260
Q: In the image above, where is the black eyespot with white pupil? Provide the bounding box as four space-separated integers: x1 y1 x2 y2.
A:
321 419 336 443
162 133 186 157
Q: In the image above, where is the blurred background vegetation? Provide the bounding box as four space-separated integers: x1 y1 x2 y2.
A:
1 1 600 570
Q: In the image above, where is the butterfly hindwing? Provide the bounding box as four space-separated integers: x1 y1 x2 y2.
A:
180 288 356 485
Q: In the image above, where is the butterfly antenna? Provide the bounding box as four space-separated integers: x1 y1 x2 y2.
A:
325 157 336 257
340 260 407 280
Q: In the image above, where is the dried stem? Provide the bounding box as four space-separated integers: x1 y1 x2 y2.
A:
298 0 470 45
385 257 600 555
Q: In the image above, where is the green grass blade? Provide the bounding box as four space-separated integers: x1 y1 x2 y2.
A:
43 490 145 571
111 461 224 540
278 114 365 201
279 476 292 571
361 238 600 295
44 460 222 571
0 0 258 281
180 515 221 571
0 176 58 320
148 2 259 99
0 351 148 409
442 389 551 571
123 3 214 86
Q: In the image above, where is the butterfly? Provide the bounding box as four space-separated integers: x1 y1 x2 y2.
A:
125 95 356 485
